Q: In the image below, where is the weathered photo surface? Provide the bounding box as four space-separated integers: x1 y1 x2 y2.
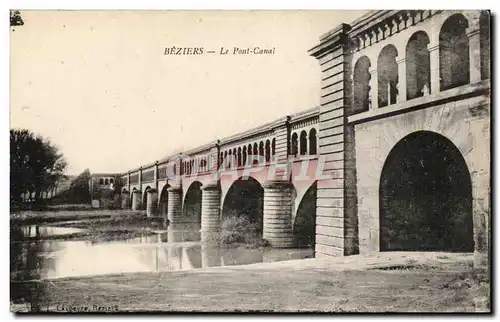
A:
10 10 491 313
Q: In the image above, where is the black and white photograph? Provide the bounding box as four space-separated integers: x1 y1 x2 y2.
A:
8 7 491 313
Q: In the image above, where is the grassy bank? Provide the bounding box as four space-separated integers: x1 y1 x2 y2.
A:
11 210 165 243
10 209 158 226
12 253 490 313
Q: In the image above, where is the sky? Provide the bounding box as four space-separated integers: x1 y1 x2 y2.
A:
10 10 367 175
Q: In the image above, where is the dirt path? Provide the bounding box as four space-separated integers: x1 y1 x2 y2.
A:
12 252 489 313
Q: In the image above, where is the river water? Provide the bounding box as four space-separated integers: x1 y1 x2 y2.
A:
11 224 314 280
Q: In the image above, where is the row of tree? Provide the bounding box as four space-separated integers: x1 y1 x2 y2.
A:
10 129 67 204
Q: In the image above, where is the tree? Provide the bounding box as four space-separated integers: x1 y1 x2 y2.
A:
10 10 24 27
10 129 67 204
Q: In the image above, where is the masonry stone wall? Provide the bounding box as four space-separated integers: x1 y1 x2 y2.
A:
354 90 490 260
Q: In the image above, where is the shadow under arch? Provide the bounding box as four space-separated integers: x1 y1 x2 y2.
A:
130 187 138 208
183 181 203 225
158 184 170 217
293 181 317 248
379 130 473 252
221 176 264 235
142 186 151 210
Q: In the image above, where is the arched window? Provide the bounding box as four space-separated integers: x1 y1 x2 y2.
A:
271 138 276 158
219 152 223 168
200 157 207 172
439 14 470 91
309 128 317 155
247 144 252 165
353 56 371 113
299 131 308 155
99 178 104 185
480 11 490 80
253 143 258 163
110 178 114 184
104 178 109 185
228 150 232 167
237 147 242 167
259 141 264 157
406 31 431 99
243 146 247 166
265 140 271 162
378 45 399 107
291 133 298 157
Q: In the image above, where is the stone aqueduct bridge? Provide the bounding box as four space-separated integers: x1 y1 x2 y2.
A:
119 10 490 264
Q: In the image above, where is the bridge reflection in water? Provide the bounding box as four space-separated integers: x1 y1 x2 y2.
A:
11 225 314 281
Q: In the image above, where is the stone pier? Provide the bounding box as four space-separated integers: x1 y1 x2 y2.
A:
262 181 293 248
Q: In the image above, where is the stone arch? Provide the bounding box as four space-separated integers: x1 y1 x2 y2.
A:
309 128 317 155
159 184 170 216
406 31 430 99
252 142 260 165
439 13 470 91
183 181 203 225
353 55 371 113
265 140 271 162
377 44 398 107
104 178 109 185
379 131 473 252
221 176 264 236
479 11 490 80
99 178 104 185
291 132 298 156
247 144 253 164
299 130 308 155
142 186 151 210
293 181 317 248
130 187 139 209
237 147 242 167
242 146 247 166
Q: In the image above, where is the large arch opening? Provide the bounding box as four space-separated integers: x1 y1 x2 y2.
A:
439 13 470 91
406 31 430 99
159 184 170 217
221 177 264 239
379 131 473 252
480 11 490 80
130 187 137 208
293 181 317 248
377 45 398 108
142 186 151 210
183 181 203 226
353 56 371 113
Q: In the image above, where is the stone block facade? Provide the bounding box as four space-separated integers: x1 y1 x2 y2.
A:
117 10 490 267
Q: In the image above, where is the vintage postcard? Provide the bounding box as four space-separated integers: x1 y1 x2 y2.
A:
9 9 491 313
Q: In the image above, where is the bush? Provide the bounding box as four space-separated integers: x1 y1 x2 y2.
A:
220 214 267 248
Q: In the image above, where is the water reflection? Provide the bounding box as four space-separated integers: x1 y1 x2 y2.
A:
21 225 86 238
12 228 313 280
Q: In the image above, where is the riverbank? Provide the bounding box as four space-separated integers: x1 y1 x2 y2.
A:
11 210 166 243
12 252 490 313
